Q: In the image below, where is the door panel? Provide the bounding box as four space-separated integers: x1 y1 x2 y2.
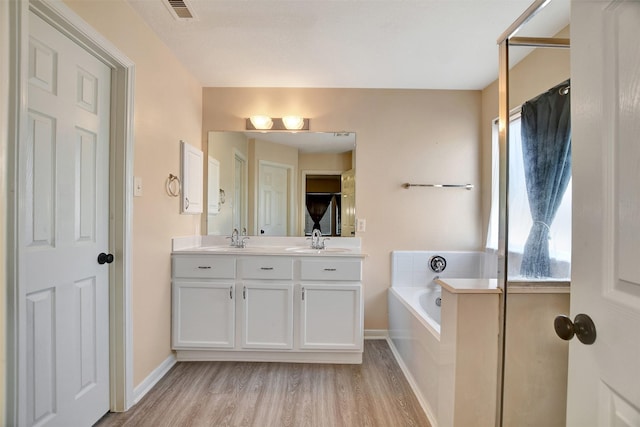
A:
181 141 204 214
27 111 56 247
26 289 56 426
568 0 640 424
76 129 97 242
258 163 289 235
22 11 111 426
75 277 98 396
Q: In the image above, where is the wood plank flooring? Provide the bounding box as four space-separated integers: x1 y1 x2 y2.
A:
95 340 431 427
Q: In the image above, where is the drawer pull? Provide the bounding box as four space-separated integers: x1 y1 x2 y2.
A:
302 287 305 301
324 268 337 272
243 286 247 299
229 286 233 299
260 267 274 270
197 266 212 269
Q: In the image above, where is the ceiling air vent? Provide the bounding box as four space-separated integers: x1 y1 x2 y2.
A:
165 0 197 20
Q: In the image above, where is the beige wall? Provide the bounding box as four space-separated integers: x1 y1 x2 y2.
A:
64 0 203 386
299 151 353 172
202 88 483 329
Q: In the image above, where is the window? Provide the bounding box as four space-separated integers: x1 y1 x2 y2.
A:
488 114 571 280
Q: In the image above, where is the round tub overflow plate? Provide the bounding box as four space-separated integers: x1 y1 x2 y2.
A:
429 255 447 273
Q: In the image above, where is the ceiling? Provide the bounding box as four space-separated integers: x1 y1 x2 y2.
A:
127 0 570 90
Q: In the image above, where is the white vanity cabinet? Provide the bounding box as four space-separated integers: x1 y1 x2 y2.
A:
239 257 294 349
172 256 236 349
171 249 364 364
299 259 363 350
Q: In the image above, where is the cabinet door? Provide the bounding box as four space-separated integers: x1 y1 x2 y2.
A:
181 141 203 214
241 283 294 349
300 284 362 350
172 281 235 348
207 156 220 214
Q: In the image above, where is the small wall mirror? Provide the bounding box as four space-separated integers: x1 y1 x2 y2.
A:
206 131 356 237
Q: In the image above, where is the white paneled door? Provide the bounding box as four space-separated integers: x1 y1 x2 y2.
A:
23 11 111 426
568 0 640 425
258 163 289 236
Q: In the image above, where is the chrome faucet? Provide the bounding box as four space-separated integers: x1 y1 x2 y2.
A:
229 228 239 247
229 228 249 248
310 229 324 249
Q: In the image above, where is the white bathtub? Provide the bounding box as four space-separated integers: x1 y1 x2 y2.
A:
388 284 441 425
389 285 441 335
388 251 497 427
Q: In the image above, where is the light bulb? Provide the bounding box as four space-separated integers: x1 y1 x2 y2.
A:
282 116 305 130
249 115 273 130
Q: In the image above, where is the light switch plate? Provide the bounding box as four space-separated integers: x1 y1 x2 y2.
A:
356 218 366 232
134 176 143 197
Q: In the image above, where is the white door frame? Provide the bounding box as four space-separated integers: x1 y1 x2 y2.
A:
5 0 135 424
233 148 248 233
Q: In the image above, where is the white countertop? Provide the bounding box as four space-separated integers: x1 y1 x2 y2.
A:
435 278 502 294
172 235 367 258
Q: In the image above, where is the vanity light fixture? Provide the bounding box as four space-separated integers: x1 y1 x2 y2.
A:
248 115 273 130
246 116 310 131
282 116 305 130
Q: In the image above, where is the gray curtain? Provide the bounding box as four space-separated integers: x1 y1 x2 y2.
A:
519 79 571 278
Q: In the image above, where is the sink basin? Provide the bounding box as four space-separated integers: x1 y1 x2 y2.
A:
285 247 350 254
195 246 352 254
201 246 239 252
201 246 286 253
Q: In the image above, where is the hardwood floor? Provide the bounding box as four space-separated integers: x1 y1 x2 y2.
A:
95 340 431 427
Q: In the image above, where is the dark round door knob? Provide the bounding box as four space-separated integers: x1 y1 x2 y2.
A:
554 313 597 345
97 252 114 265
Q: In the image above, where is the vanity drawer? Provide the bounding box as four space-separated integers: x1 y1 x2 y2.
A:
300 260 362 281
173 256 236 279
240 257 293 280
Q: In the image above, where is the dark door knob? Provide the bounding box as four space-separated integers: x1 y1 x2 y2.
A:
97 252 114 265
554 313 597 345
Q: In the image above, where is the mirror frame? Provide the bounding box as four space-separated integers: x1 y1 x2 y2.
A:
205 130 356 237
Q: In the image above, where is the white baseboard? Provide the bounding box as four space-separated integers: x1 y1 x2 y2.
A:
364 329 388 339
385 337 439 427
132 353 176 405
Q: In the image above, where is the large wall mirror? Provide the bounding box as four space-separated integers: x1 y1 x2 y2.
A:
206 131 356 237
